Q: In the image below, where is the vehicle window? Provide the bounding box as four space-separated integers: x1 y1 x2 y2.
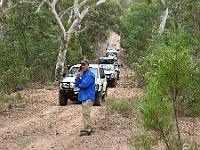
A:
90 68 98 77
99 68 105 77
102 64 114 71
106 44 117 50
67 67 98 77
67 67 79 77
106 52 117 57
99 58 115 64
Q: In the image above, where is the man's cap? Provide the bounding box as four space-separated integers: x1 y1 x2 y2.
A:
81 59 89 65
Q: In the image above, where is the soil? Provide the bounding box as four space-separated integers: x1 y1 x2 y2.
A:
0 32 199 150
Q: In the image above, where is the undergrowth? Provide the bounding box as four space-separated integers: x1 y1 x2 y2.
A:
104 97 136 117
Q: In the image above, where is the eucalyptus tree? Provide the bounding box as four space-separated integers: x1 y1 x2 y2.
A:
120 0 200 149
0 0 123 94
120 2 161 63
34 0 107 81
1 0 107 81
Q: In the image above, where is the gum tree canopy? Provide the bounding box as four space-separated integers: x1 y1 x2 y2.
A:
1 0 106 81
36 0 107 81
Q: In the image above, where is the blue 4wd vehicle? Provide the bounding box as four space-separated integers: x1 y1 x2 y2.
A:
59 64 107 106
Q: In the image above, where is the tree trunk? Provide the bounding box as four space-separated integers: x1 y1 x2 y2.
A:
34 0 107 82
55 36 68 82
159 8 168 35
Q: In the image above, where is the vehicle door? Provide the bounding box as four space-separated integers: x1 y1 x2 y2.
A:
99 67 107 92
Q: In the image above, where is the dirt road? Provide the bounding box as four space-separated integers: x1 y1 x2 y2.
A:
0 32 142 150
0 32 199 150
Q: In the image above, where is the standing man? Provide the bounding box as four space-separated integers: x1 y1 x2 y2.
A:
75 59 95 136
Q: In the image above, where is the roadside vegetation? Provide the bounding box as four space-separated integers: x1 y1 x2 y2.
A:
115 0 200 149
104 97 136 117
0 0 200 149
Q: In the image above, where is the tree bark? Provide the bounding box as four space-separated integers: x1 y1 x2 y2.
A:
55 35 68 81
159 8 168 35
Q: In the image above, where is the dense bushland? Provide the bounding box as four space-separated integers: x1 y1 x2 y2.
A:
0 1 122 94
0 0 199 148
0 4 60 93
118 1 200 149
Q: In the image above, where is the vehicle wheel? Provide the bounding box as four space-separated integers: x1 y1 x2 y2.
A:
59 91 68 106
113 79 117 87
94 91 102 106
117 74 119 80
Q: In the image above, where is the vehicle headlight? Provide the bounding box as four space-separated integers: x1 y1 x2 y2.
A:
111 73 115 78
105 74 111 78
62 82 75 89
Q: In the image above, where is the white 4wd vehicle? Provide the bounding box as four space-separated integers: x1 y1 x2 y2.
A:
100 64 117 87
106 44 119 53
59 64 107 106
99 56 120 80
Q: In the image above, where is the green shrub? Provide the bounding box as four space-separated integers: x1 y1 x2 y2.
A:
0 92 30 114
104 97 135 117
136 28 200 149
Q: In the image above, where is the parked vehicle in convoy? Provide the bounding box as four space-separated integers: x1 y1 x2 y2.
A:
100 64 117 87
99 56 117 64
99 56 120 80
106 51 118 58
114 61 120 80
106 44 119 52
59 64 107 106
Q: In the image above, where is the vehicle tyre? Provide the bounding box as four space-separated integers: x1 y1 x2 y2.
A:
117 74 119 80
113 79 117 87
93 91 102 106
59 91 68 106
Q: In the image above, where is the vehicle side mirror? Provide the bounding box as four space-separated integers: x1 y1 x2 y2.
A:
67 65 71 70
63 73 66 77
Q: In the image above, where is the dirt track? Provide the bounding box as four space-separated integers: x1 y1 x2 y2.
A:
0 32 199 150
0 32 143 150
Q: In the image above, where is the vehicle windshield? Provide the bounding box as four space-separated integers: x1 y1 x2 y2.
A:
99 58 115 64
67 67 98 77
106 52 117 57
90 68 98 78
106 44 116 50
102 64 114 71
67 67 79 77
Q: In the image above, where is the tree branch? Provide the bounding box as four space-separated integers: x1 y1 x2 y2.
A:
74 0 80 19
35 0 46 13
75 26 88 35
58 6 73 19
96 0 106 6
52 0 59 8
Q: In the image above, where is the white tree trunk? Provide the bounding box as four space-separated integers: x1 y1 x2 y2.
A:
5 0 107 81
48 0 106 81
55 37 68 81
159 7 168 35
34 0 107 81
